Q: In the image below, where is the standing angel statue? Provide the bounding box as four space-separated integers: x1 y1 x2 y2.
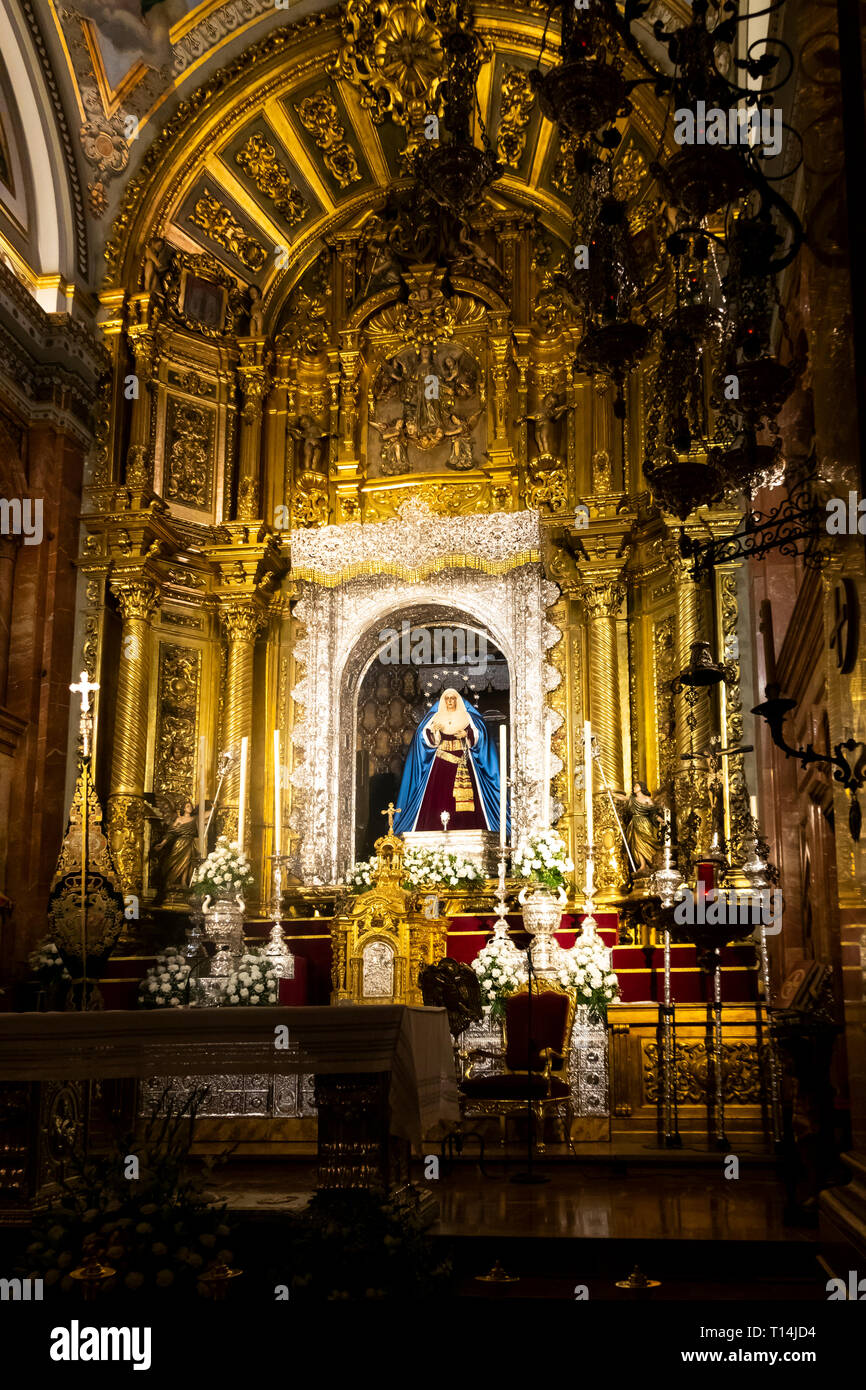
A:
614 780 665 876
150 798 201 902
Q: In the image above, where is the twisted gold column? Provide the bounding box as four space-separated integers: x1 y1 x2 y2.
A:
219 600 266 839
581 575 627 897
582 578 626 792
107 575 160 890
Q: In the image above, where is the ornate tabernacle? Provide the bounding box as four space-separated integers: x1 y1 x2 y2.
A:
331 809 447 1005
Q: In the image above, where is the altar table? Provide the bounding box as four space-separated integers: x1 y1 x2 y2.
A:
0 1006 458 1194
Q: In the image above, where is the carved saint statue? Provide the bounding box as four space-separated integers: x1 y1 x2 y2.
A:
151 799 200 901
142 237 167 294
443 408 483 470
393 688 506 835
520 391 569 460
288 415 329 472
247 283 265 337
369 413 410 476
615 781 664 875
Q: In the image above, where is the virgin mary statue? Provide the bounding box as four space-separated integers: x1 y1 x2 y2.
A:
393 688 507 836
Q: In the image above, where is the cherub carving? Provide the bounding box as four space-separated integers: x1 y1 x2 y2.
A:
519 390 569 460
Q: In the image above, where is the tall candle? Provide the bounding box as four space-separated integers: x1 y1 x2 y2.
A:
542 719 551 828
273 728 282 857
498 724 507 849
584 721 593 845
749 794 758 823
198 736 207 855
237 735 248 850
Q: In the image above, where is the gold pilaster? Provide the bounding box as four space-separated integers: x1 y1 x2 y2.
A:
236 337 272 521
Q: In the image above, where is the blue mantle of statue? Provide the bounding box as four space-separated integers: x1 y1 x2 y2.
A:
393 704 509 837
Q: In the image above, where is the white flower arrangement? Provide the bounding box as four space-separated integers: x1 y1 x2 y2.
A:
138 949 191 1009
402 846 484 890
190 836 253 903
511 828 574 890
343 857 376 893
471 936 527 1021
28 938 71 982
222 948 280 1006
553 935 619 1021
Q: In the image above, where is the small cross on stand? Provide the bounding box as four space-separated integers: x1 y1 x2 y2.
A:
69 671 100 1009
381 801 401 834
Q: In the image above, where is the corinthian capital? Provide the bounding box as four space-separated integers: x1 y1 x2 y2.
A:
580 574 627 620
110 575 160 624
220 599 267 644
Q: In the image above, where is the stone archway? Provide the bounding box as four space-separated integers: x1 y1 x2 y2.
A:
288 503 562 882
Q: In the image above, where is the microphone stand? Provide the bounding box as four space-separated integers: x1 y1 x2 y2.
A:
510 942 549 1185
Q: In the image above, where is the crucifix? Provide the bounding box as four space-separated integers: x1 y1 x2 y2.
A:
70 670 99 759
381 802 401 834
69 670 100 1008
681 733 753 852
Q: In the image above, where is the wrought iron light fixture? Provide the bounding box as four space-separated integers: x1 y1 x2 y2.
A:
751 688 866 840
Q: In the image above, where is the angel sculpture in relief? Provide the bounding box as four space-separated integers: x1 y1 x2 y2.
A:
368 413 411 475
443 408 484 470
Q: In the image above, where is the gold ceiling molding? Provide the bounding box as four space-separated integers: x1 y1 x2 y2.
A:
102 14 338 287
294 89 363 188
235 133 309 227
102 3 672 298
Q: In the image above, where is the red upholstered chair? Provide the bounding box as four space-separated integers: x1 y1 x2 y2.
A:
460 980 576 1153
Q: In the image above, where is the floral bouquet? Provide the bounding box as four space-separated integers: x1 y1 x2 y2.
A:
553 935 619 1022
472 936 527 1021
403 846 485 891
138 950 191 1008
223 948 280 1006
511 829 574 890
190 836 253 904
342 857 376 893
28 937 71 985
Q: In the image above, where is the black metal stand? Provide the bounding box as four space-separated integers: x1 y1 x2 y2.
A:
510 944 549 1185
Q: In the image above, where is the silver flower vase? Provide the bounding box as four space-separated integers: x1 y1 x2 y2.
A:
518 884 567 974
193 894 245 1006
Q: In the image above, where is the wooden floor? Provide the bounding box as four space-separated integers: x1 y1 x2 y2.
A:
205 1148 827 1300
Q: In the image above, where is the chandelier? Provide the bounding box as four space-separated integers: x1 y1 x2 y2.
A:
709 211 800 497
412 13 501 219
530 0 630 138
564 151 650 414
643 231 723 518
